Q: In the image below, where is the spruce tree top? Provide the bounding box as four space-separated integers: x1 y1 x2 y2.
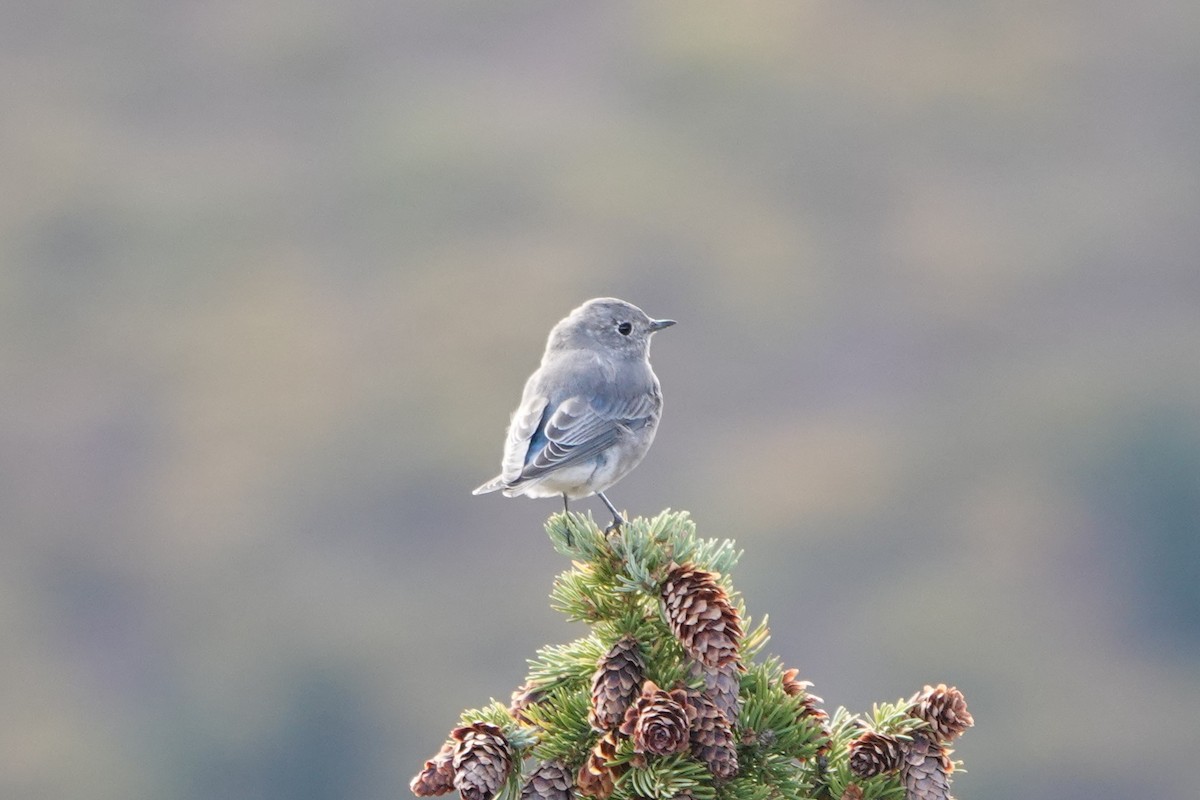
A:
411 511 972 800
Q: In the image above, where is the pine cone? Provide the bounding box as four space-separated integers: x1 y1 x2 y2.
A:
450 722 513 800
691 660 741 727
908 684 973 743
687 689 738 780
840 784 865 800
520 760 573 800
589 636 645 731
410 740 456 796
660 563 743 668
848 730 902 779
782 668 828 728
577 731 624 800
900 732 953 800
619 680 696 756
780 667 807 696
510 681 548 726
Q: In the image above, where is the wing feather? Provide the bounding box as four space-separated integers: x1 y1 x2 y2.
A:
500 395 550 484
514 390 659 484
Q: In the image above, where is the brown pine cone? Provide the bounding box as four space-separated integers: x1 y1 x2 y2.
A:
509 681 548 726
619 680 696 756
908 684 973 743
520 760 573 800
660 563 743 668
577 731 624 800
589 636 645 731
781 667 807 697
687 689 738 780
900 732 953 800
782 668 828 728
450 722 513 800
410 740 455 796
691 660 741 727
848 730 902 779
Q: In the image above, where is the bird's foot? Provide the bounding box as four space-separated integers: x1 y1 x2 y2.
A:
604 513 625 536
597 492 626 536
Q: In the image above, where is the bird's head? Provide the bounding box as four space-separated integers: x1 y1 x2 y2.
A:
550 297 675 358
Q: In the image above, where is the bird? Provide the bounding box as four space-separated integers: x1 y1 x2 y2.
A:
473 297 675 531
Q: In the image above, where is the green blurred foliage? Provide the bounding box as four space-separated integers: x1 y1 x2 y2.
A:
2 2 1199 799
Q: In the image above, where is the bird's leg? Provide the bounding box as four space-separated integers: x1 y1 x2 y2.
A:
597 491 626 535
562 493 573 546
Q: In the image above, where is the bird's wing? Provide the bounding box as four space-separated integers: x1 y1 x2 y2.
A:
499 393 551 485
515 391 659 483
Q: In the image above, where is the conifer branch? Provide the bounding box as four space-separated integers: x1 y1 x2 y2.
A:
412 510 973 800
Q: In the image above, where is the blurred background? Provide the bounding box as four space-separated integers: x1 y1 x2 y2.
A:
3 2 1199 799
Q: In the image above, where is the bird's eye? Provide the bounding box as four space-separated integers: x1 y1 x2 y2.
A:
617 321 633 336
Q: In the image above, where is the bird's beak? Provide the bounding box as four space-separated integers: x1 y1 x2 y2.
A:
648 318 676 332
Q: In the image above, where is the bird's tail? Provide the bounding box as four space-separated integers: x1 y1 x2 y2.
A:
472 476 506 495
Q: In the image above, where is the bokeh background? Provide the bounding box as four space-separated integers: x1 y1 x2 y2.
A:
4 2 1199 799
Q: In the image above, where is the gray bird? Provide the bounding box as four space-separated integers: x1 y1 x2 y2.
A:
473 297 675 530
